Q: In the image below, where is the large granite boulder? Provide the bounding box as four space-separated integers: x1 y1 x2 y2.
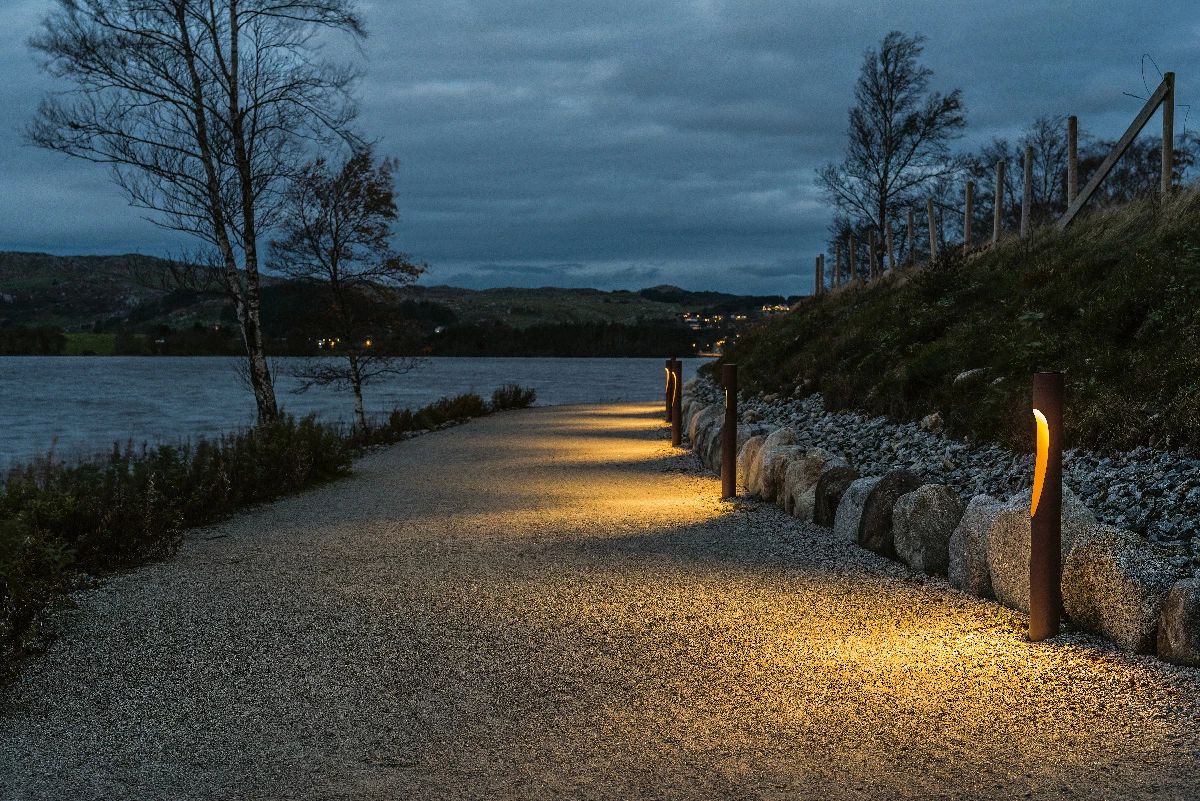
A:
737 436 766 495
893 484 966 575
948 494 1004 598
1062 523 1182 653
746 427 797 498
687 402 722 448
760 445 808 504
691 404 724 469
1158 578 1200 666
833 476 881 543
782 448 848 520
813 466 860 527
986 485 1095 613
700 422 754 476
858 471 924 558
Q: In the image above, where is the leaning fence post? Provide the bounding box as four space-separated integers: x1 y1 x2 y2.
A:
992 160 1006 245
721 363 738 499
1029 371 1064 642
834 240 842 287
1021 145 1033 239
964 180 974 250
1067 116 1079 206
670 359 683 447
847 235 857 285
1163 72 1175 194
926 198 937 263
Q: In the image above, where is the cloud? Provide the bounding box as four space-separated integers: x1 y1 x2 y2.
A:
1 0 1197 296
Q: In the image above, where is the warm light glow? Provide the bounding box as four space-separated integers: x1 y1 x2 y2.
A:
1031 408 1049 517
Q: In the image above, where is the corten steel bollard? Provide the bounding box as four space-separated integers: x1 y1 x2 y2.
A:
721 363 738 499
663 358 674 423
1029 371 1064 642
670 359 683 447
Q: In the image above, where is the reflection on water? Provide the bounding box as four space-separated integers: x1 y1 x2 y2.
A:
1 356 708 467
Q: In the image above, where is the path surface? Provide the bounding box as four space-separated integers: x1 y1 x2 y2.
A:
4 403 1200 800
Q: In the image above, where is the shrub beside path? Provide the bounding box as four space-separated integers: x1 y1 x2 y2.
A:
3 403 1200 799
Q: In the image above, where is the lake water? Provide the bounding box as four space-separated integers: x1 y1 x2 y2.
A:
0 356 708 468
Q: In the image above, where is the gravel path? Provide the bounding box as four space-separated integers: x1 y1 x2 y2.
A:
3 402 1200 800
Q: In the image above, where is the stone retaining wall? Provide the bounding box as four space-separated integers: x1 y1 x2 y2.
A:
679 379 1200 667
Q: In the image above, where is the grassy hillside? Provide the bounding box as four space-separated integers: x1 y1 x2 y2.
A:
0 252 783 335
717 190 1200 453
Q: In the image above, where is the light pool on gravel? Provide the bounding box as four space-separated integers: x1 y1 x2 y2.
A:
1 356 708 467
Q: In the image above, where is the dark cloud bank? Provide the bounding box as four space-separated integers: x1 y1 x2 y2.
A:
1 0 1196 294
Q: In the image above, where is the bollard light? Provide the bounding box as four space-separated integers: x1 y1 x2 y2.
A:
1029 371 1064 642
721 363 738 499
664 358 674 423
670 359 683 447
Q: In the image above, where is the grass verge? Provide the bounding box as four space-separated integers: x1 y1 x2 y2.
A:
715 189 1200 453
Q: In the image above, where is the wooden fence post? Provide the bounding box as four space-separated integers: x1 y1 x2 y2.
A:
868 229 878 280
906 208 915 265
964 180 974 250
814 254 824 295
847 235 857 284
1067 115 1078 206
1021 145 1033 239
1163 72 1175 194
886 223 895 271
834 240 842 286
992 160 1006 245
927 198 937 263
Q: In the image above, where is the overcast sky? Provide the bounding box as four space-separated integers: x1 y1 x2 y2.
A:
1 1 1196 295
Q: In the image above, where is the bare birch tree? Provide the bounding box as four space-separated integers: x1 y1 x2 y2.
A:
272 149 425 430
818 32 965 236
27 0 365 422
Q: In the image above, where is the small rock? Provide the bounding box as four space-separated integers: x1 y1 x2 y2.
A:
919 412 944 433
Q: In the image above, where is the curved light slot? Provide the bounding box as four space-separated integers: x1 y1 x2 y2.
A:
1031 408 1049 517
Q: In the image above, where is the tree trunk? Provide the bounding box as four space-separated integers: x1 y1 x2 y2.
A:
348 352 368 431
228 1 278 423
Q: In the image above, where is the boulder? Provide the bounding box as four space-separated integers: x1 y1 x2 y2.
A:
682 377 699 395
737 436 766 495
893 484 965 575
699 421 753 475
813 466 860 527
948 494 1004 598
687 402 722 447
691 404 724 469
760 445 808 504
1158 578 1200 666
1062 523 1182 653
833 476 881 543
781 448 848 519
746 427 797 497
986 485 1095 613
858 470 924 558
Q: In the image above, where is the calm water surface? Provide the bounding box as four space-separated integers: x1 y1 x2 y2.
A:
0 356 707 467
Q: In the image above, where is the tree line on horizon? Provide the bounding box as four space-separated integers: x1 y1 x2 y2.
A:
819 31 1197 262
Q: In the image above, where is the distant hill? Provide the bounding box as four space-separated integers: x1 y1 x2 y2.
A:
0 252 788 334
